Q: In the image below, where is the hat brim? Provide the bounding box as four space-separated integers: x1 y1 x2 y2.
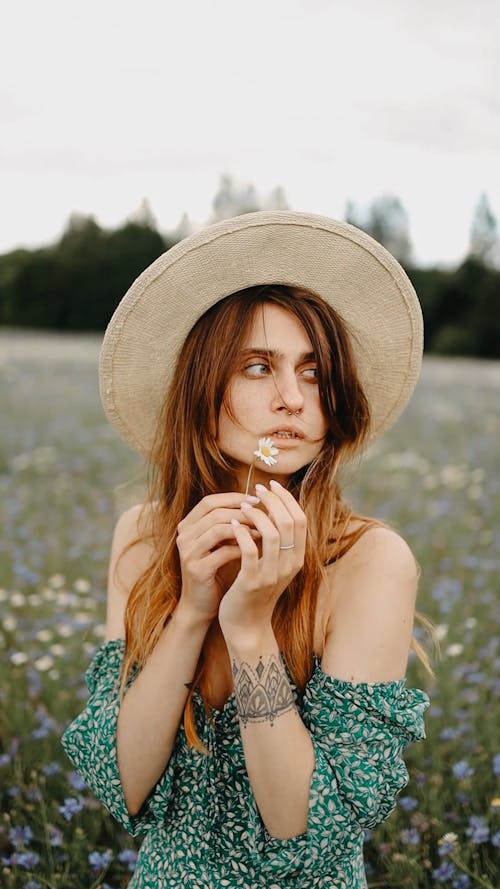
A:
99 210 423 459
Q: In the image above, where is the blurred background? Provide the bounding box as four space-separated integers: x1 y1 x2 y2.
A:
1 0 499 355
0 1 499 888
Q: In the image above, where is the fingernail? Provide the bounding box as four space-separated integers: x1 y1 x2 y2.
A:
255 483 267 493
240 501 253 510
243 495 260 503
231 518 240 527
269 479 282 488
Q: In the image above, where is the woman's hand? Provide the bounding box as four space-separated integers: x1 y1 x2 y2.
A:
176 493 260 624
218 480 307 645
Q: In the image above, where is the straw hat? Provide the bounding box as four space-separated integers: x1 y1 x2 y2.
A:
99 210 423 459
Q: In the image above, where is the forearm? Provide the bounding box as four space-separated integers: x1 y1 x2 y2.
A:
117 605 210 815
225 626 316 839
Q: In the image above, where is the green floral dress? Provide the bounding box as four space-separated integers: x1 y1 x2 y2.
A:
61 638 429 888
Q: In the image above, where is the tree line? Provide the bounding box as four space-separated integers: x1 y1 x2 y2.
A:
0 178 498 358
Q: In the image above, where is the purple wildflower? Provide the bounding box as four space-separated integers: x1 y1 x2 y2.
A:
452 876 470 888
88 849 113 870
15 851 41 868
493 753 500 777
439 839 457 856
400 827 420 845
58 796 83 821
118 848 138 872
67 770 87 791
398 795 419 811
465 815 489 844
42 761 62 776
452 760 474 779
433 860 456 882
491 830 500 847
48 826 63 847
9 825 34 847
440 727 459 740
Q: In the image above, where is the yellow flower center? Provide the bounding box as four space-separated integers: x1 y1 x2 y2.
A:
261 445 272 456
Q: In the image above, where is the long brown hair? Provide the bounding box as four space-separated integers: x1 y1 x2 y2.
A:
117 283 433 750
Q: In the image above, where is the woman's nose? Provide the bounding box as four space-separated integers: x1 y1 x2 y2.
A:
271 371 305 414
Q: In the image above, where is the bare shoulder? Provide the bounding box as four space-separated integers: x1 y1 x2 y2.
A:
105 502 157 641
322 522 419 681
337 522 418 575
325 522 419 622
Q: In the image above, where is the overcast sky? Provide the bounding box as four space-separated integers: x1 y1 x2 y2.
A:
2 0 499 266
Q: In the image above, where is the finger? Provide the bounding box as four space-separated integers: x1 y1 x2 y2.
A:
179 522 260 560
180 505 260 542
178 495 260 533
230 519 260 569
203 543 245 575
254 483 306 554
239 504 280 564
256 480 304 522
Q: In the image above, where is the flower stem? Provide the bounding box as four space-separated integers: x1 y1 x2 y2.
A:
244 460 255 496
449 854 496 889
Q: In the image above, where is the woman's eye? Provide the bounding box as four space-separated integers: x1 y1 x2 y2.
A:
245 362 269 375
303 366 318 379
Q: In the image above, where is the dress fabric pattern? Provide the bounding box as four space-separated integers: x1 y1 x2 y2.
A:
61 638 430 889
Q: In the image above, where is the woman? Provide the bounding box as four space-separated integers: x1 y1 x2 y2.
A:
62 211 431 888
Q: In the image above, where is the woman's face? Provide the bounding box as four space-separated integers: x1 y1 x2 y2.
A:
217 303 329 490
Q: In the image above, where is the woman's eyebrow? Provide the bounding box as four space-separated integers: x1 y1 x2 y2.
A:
240 348 316 362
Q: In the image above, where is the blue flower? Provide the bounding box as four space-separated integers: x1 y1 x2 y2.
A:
88 850 113 871
491 830 500 848
24 882 42 889
42 761 62 776
67 770 87 791
48 827 63 847
400 827 420 845
465 815 489 844
15 851 41 869
398 795 419 811
452 759 474 779
452 876 470 888
58 796 83 822
433 861 456 882
439 839 457 856
9 825 34 848
440 726 459 740
493 753 500 777
118 848 138 872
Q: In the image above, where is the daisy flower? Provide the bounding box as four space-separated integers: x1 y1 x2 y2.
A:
243 437 280 495
253 437 280 467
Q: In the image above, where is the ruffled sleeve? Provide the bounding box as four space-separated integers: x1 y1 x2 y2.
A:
246 657 430 877
303 659 430 852
61 638 176 837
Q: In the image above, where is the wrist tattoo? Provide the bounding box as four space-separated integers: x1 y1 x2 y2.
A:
232 653 296 726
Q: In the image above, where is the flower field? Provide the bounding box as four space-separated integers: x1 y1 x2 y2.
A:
0 329 499 888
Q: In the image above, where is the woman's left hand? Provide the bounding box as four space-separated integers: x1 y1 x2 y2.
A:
218 479 307 645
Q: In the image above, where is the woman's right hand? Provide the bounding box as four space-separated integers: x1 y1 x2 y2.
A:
176 493 260 624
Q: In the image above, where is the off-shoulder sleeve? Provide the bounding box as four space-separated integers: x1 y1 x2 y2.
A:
302 662 430 856
61 638 176 837
246 658 430 877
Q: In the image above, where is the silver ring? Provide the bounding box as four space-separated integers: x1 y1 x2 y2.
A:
279 543 296 550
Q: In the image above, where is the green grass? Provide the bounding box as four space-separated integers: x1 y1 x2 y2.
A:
0 330 499 888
